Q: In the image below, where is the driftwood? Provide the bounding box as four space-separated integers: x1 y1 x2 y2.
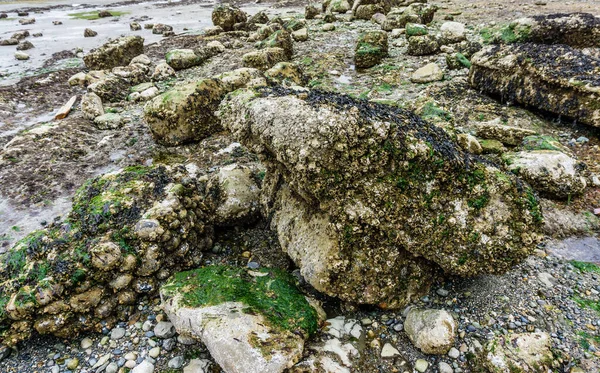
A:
54 95 77 120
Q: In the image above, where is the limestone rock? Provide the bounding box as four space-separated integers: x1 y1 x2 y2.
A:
84 28 98 37
165 49 201 70
411 63 443 83
94 113 122 130
212 5 247 31
144 78 226 146
218 88 544 307
207 164 261 226
440 21 466 44
355 4 384 20
152 23 173 35
161 266 318 373
472 119 537 146
16 41 34 51
14 52 29 60
152 62 176 81
405 23 428 37
256 30 293 59
326 0 351 14
354 30 388 69
404 308 456 354
457 134 482 154
242 48 288 70
83 36 144 70
482 333 553 372
407 34 439 55
81 92 104 120
469 44 600 128
292 28 308 42
305 5 320 20
265 62 304 85
504 150 587 199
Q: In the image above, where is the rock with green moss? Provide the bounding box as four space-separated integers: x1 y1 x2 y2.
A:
161 265 318 373
406 23 428 37
354 4 385 21
520 135 571 154
265 62 305 85
212 4 247 31
479 139 506 154
94 113 122 130
446 52 471 70
407 34 439 56
503 150 587 199
256 30 293 59
165 49 201 70
144 78 226 146
325 0 350 13
469 44 600 128
83 36 144 70
381 3 437 31
354 31 388 69
482 13 599 47
476 332 553 372
305 5 320 19
0 166 214 346
242 47 289 70
218 87 544 308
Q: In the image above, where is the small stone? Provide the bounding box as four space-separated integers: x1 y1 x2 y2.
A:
106 362 119 373
131 360 154 373
111 327 126 340
322 23 335 31
67 358 79 370
154 322 176 339
381 343 401 358
439 361 453 373
81 337 93 349
437 288 449 297
168 356 184 369
415 359 429 372
148 347 160 359
14 52 29 60
411 63 444 83
84 28 98 37
448 347 460 359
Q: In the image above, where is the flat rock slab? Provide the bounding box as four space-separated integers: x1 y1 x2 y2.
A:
469 43 600 128
547 237 600 263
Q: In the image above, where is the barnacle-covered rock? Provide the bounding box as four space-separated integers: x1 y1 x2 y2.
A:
83 36 144 70
0 166 214 346
218 87 544 308
212 4 247 32
469 43 600 128
354 30 388 68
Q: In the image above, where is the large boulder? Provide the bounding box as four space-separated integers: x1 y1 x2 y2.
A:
469 44 600 128
144 78 226 146
218 88 544 308
354 30 388 69
0 166 214 346
161 266 318 373
212 4 247 31
83 36 144 70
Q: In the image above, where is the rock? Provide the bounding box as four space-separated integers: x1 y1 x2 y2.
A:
87 75 131 102
381 343 400 358
415 359 429 372
53 20 62 25
371 12 387 25
212 4 247 31
184 359 211 373
152 24 173 35
326 0 351 13
81 92 104 120
152 62 176 81
242 47 288 70
165 49 201 70
206 40 226 54
84 28 98 37
94 113 122 130
354 30 388 69
16 41 33 51
11 31 29 40
497 13 600 48
248 11 269 25
291 28 308 42
355 4 385 20
305 5 320 20
83 36 144 70
149 347 160 358
479 139 506 154
256 30 293 59
105 363 118 373
68 72 87 86
14 52 29 60
483 332 552 372
144 78 226 146
131 54 151 66
204 26 224 36
131 360 154 373
161 266 318 373
218 88 544 307
98 10 113 17
457 134 482 154
81 337 93 349
406 23 428 37
469 43 600 128
264 62 304 85
0 13 6 19
19 18 35 25
404 309 456 354
472 119 537 146
407 34 439 55
322 23 335 32
130 22 142 31
448 347 460 359
207 164 261 226
411 63 443 83
154 322 176 339
168 356 185 369
0 38 19 46
439 361 453 373
446 52 471 70
218 67 266 91
504 150 587 199
440 21 466 44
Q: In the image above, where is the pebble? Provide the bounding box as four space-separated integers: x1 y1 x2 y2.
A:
149 347 161 358
381 343 400 358
106 362 119 373
448 347 460 359
111 328 126 340
154 322 176 339
439 361 453 373
168 356 185 369
81 337 93 349
415 359 429 372
131 360 154 373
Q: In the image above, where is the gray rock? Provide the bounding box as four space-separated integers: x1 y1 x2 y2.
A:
131 360 154 373
94 113 122 130
81 92 104 120
154 322 176 339
110 327 126 340
168 356 185 369
404 309 457 354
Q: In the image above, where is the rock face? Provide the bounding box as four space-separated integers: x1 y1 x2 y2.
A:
504 150 587 199
144 78 226 146
0 166 214 346
404 308 456 354
83 36 144 70
354 30 388 68
161 266 318 373
481 332 553 372
218 87 543 308
212 5 247 31
496 13 600 48
469 44 600 128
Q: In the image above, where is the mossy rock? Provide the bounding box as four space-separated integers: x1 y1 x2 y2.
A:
406 23 428 37
354 31 389 69
165 49 201 70
256 29 293 59
83 36 144 70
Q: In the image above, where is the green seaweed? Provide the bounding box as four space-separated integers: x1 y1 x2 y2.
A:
68 10 129 20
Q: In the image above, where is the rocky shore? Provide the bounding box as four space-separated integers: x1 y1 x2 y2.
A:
0 0 599 372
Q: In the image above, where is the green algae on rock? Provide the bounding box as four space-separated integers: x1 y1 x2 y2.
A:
218 87 544 308
83 36 144 70
354 31 388 69
0 166 214 346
